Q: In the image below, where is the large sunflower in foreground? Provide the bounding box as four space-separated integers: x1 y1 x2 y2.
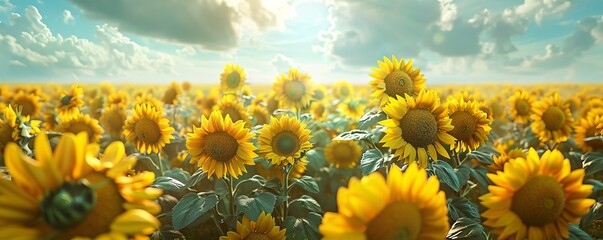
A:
576 109 603 152
320 163 449 239
508 90 535 123
123 104 175 154
257 115 312 166
480 148 594 239
58 85 84 120
369 55 426 107
10 90 41 118
186 110 257 179
379 89 455 168
447 97 491 152
220 212 285 240
0 132 161 239
324 140 362 168
220 63 247 93
530 93 574 143
59 113 105 143
273 68 315 110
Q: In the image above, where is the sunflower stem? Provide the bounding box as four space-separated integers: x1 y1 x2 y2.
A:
212 206 226 236
283 163 293 220
228 175 236 216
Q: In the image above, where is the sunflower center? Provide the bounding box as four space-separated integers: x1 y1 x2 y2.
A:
313 89 325 101
0 125 13 146
222 107 242 122
314 104 325 116
384 70 414 98
134 118 161 144
348 100 358 111
40 180 96 229
245 232 270 240
205 131 239 162
284 80 306 101
542 107 566 131
60 95 73 107
449 111 477 141
511 175 565 226
227 72 241 88
66 122 95 142
203 98 217 110
400 109 438 148
163 88 177 104
254 111 267 126
340 87 350 97
333 143 353 161
515 100 530 115
273 131 300 156
366 201 422 240
13 98 36 117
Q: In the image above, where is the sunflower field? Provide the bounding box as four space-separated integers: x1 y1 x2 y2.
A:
1 56 603 240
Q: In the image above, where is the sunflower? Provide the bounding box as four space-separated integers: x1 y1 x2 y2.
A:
0 132 161 239
369 55 426 107
220 64 247 93
480 148 594 239
0 105 20 152
214 95 250 126
88 96 105 120
488 147 526 173
266 91 280 116
379 89 455 168
100 106 127 139
508 90 535 123
182 80 192 92
59 113 105 143
310 101 327 121
186 110 257 179
257 115 313 166
530 93 574 143
320 163 449 239
332 80 354 101
100 82 115 95
273 68 315 110
193 91 204 109
123 103 175 154
313 84 327 102
249 104 269 126
324 140 362 168
580 98 603 118
339 99 366 120
201 90 220 117
10 90 41 118
576 109 603 152
134 93 164 113
105 91 129 109
58 85 85 120
162 81 181 105
220 212 285 240
447 97 491 152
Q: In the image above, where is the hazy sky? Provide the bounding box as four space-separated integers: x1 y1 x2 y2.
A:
0 0 602 85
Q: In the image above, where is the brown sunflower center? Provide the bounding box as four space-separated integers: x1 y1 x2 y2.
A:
273 131 300 156
0 124 14 146
333 143 353 161
340 86 350 97
245 232 270 240
347 101 358 111
65 122 95 142
542 106 566 131
105 111 125 135
205 131 239 162
60 95 73 107
400 109 438 148
13 98 36 117
203 98 217 110
226 71 241 88
314 104 325 116
384 70 414 98
283 80 306 101
366 201 422 240
162 88 177 105
313 89 325 101
511 175 565 226
134 118 161 144
515 100 530 115
46 172 125 239
222 106 242 122
448 111 477 141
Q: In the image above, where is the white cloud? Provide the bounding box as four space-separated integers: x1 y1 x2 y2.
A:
0 0 14 12
438 0 457 31
0 6 174 80
515 0 571 24
69 0 296 51
176 46 197 56
63 10 74 24
271 53 297 72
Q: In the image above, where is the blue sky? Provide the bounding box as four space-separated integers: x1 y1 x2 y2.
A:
0 0 602 85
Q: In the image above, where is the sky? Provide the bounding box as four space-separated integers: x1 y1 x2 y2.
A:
0 0 602 85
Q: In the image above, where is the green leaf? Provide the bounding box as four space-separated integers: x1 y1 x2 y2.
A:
334 130 372 141
305 149 326 173
360 149 384 176
433 161 461 192
466 146 498 165
273 109 295 117
235 192 277 221
292 176 320 194
289 195 322 215
586 179 603 199
585 135 603 142
186 168 208 188
469 166 491 194
568 224 592 240
583 152 603 176
299 113 313 123
447 197 480 223
235 175 267 196
446 217 485 240
163 168 191 184
172 192 219 230
580 201 603 229
455 164 471 187
151 176 185 191
283 212 322 240
358 111 387 130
